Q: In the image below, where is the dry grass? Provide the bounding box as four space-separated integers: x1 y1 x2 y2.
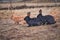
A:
0 7 60 40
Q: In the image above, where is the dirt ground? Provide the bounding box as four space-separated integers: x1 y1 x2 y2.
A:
0 7 60 40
